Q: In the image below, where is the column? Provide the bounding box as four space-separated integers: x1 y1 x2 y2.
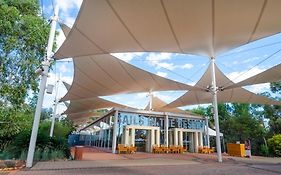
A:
210 57 222 162
194 132 199 153
174 129 178 146
112 111 118 153
165 115 169 147
107 128 111 149
146 130 151 152
189 133 194 152
205 117 210 148
124 127 130 146
179 130 183 146
150 129 155 152
131 128 135 146
156 128 160 146
199 132 203 147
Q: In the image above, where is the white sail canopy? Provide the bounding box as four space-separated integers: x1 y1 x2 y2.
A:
145 96 200 116
55 0 281 59
225 63 281 90
67 111 100 124
60 54 198 101
166 64 281 107
63 97 127 115
59 25 200 102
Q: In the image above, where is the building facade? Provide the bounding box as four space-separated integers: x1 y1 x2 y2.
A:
78 107 207 153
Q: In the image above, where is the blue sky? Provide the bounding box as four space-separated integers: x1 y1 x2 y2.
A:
40 0 281 115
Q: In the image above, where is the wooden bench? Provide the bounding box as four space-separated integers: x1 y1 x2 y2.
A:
128 145 137 153
117 144 128 154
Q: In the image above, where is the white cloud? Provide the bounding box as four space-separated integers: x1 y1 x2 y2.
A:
226 67 266 83
111 52 144 62
156 62 175 70
56 28 66 50
59 64 70 73
241 56 260 64
146 53 175 70
64 16 76 27
244 83 270 94
156 71 168 78
180 63 193 69
55 0 82 15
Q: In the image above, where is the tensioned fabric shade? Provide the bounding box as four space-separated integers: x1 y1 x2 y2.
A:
60 54 198 101
145 96 200 116
55 0 281 59
62 82 128 124
166 64 281 108
67 111 100 124
63 97 127 115
59 24 200 101
225 63 281 90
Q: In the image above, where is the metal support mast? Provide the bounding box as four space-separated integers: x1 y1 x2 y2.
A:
205 116 210 148
210 57 222 163
149 90 153 110
26 5 59 168
50 77 60 137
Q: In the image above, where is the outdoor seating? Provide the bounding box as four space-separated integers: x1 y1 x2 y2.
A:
117 144 128 154
153 145 162 153
179 146 187 153
198 146 214 154
128 145 137 153
169 145 180 153
117 144 137 154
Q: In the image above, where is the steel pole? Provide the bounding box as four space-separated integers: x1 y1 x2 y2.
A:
205 116 210 148
149 91 153 110
210 57 222 163
50 79 59 137
112 110 118 153
26 5 59 168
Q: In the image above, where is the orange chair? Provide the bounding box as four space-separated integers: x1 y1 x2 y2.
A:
128 145 137 153
117 144 128 154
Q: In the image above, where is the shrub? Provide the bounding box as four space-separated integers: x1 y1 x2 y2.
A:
41 148 50 161
260 144 269 157
268 134 281 157
19 150 27 161
33 148 42 161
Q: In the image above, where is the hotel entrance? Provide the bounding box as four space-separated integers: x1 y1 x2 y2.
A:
171 128 204 153
122 125 160 152
135 129 147 152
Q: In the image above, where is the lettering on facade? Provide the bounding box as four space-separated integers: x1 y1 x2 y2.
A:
118 112 204 130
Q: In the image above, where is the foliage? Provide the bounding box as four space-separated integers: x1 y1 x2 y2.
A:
192 103 266 155
0 105 33 150
270 82 281 94
260 144 269 157
6 120 73 159
268 134 281 157
0 0 50 106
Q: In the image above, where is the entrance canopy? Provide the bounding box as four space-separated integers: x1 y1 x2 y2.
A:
166 63 281 107
55 0 281 59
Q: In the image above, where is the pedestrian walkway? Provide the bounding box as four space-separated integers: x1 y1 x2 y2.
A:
11 147 281 175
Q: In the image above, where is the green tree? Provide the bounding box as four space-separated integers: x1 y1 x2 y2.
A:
0 0 50 107
268 134 281 156
0 105 33 150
